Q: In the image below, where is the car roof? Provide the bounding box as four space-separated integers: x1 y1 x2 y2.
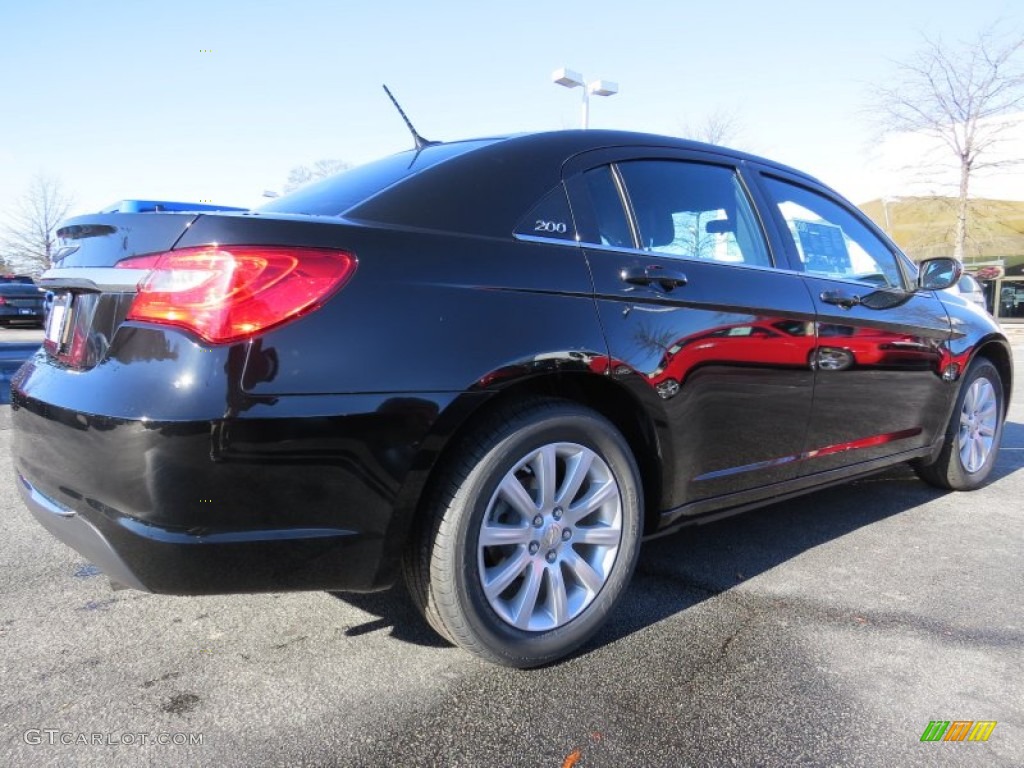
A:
341 130 824 238
254 129 826 239
456 129 813 174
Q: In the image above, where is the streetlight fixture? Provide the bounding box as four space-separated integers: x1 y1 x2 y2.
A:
552 67 618 129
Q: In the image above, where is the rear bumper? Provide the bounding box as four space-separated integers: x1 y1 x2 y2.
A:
0 307 43 324
18 473 147 591
15 467 384 594
11 346 462 594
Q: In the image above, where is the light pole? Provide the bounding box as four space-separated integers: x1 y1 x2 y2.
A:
552 67 618 129
881 195 900 235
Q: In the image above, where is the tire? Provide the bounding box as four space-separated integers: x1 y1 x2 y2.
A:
914 358 1005 490
404 398 643 667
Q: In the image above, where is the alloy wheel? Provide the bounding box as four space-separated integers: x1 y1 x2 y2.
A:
477 442 623 632
958 377 999 473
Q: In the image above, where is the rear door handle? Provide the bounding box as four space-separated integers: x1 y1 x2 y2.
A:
620 265 688 291
820 290 861 309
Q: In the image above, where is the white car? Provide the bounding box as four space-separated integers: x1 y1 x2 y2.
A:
948 273 988 311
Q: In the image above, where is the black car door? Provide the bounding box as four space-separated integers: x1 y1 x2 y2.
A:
564 148 818 520
750 168 955 475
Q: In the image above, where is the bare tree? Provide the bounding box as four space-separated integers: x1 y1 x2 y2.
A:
680 108 744 147
1 175 74 273
873 24 1024 260
283 158 352 193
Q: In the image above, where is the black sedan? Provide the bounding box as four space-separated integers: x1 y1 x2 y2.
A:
0 281 45 327
11 130 1012 667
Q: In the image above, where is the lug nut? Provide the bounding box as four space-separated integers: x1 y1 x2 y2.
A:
562 528 572 541
528 542 539 555
546 551 557 564
533 515 544 527
553 507 563 520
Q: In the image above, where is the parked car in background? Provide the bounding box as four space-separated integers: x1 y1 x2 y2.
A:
999 283 1024 319
0 282 45 327
946 272 988 311
11 130 1013 667
0 274 38 285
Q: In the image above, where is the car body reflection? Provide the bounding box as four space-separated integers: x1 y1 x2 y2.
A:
642 318 942 399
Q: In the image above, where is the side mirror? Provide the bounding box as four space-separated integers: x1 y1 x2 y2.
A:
917 257 963 291
705 219 735 234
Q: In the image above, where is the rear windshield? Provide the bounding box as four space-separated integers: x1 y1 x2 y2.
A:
260 140 496 217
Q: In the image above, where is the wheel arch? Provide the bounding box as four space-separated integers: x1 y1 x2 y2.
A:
914 336 1011 490
971 337 1014 412
386 372 668 581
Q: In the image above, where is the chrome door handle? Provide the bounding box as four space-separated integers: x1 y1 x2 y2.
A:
620 266 688 291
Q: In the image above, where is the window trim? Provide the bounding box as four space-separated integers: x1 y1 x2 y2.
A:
515 227 811 283
576 240 802 278
608 163 641 249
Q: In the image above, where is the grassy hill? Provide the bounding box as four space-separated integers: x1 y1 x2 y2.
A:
859 196 1024 274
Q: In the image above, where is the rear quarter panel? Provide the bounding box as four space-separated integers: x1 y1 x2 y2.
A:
174 214 608 396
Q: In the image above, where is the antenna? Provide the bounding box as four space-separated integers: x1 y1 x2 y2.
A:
382 84 438 151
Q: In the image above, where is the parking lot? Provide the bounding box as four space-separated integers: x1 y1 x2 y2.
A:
1 332 1021 767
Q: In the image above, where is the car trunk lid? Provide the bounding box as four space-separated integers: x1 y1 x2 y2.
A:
40 212 199 368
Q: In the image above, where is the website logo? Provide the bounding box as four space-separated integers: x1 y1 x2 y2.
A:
920 721 997 742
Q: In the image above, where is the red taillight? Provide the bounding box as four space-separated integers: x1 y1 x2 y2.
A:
0 296 6 306
117 246 357 343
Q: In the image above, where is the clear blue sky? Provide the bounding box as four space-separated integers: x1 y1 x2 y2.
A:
1 0 1020 216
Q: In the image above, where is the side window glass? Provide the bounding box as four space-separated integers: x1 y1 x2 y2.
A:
616 161 772 267
582 167 634 248
762 176 903 288
514 185 576 242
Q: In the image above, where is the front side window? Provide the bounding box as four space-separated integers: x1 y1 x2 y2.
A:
762 176 903 288
616 161 772 268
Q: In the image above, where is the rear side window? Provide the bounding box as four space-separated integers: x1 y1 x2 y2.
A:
616 160 772 267
514 185 576 242
582 167 633 248
260 140 495 217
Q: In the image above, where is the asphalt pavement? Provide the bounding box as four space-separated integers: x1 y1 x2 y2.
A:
0 333 1021 767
